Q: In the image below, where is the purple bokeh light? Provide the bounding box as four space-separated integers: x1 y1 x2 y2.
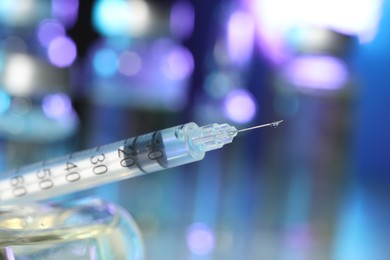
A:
170 1 195 40
119 51 142 76
244 0 291 64
224 89 257 124
284 224 314 250
48 36 77 68
186 223 215 256
37 19 65 48
161 46 194 80
42 93 72 119
245 0 382 65
227 10 255 65
284 55 348 90
52 0 79 28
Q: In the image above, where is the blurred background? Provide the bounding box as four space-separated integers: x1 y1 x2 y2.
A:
0 0 390 259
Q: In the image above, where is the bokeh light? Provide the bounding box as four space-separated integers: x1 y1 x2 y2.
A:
284 55 348 90
204 71 234 99
37 19 66 48
93 0 129 36
170 1 195 40
187 222 215 256
42 93 72 119
51 0 79 28
93 48 119 77
0 90 11 113
227 10 255 65
93 0 150 37
3 54 35 96
161 46 194 80
224 89 257 124
284 224 314 250
2 36 27 54
0 0 49 26
246 0 382 64
48 36 77 68
10 97 31 116
119 51 142 76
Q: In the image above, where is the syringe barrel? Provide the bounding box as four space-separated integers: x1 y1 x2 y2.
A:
0 123 205 205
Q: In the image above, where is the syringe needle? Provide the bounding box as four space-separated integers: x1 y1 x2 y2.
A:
237 120 284 133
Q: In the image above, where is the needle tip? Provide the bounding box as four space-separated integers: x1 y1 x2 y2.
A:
237 120 284 133
270 120 284 128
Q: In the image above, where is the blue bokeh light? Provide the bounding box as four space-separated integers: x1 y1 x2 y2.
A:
92 0 129 36
93 48 119 77
0 90 11 113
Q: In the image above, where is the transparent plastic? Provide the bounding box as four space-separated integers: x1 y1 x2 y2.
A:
0 123 203 204
0 121 260 205
188 123 237 152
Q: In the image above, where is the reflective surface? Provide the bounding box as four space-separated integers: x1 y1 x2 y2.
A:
0 198 143 259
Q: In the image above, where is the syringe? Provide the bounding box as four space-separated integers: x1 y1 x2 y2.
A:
0 120 283 205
